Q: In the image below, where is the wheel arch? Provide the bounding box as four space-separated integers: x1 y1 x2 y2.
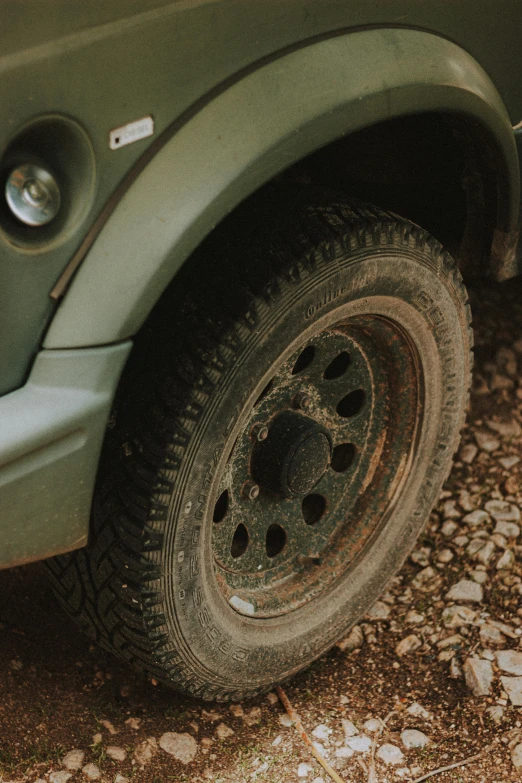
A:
44 26 519 350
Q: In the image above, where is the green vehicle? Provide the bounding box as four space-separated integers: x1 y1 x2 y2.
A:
1 1 521 701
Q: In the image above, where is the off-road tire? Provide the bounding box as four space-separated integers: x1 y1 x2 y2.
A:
47 188 472 701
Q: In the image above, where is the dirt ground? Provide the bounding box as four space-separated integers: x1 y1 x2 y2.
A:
4 279 522 783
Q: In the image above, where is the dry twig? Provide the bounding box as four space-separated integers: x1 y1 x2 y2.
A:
411 746 490 783
276 685 346 783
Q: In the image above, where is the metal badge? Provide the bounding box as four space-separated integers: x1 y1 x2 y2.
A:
109 116 154 150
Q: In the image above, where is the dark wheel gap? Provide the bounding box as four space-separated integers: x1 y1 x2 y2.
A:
265 523 287 558
331 443 356 473
213 489 229 523
323 350 351 380
231 523 249 558
302 493 327 525
292 345 315 375
337 389 365 417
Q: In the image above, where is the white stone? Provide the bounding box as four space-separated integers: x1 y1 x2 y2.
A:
463 657 493 696
450 657 463 679
297 762 314 778
406 702 431 720
443 500 461 519
341 719 359 739
366 601 391 620
480 624 505 645
460 443 478 463
124 717 141 730
441 520 458 537
410 548 431 566
463 510 490 527
114 775 129 783
376 744 405 765
395 635 422 656
215 723 234 740
347 735 372 753
512 743 522 771
335 747 355 759
243 707 261 726
271 735 283 747
133 737 158 767
497 549 515 569
312 741 328 757
62 750 85 771
453 535 469 547
486 500 521 523
442 605 478 627
363 719 382 733
279 714 294 727
336 625 364 652
485 705 504 724
445 579 483 603
229 703 244 717
401 729 430 749
494 520 520 538
106 746 127 762
411 566 439 590
311 724 332 741
486 418 521 438
496 650 522 675
470 570 488 584
476 540 496 565
81 763 101 780
49 774 72 783
159 733 197 763
405 610 425 625
474 431 500 452
100 719 118 735
437 549 454 563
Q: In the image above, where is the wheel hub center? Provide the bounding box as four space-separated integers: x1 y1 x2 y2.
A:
251 410 332 498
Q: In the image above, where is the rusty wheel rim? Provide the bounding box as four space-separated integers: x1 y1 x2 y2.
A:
212 314 421 618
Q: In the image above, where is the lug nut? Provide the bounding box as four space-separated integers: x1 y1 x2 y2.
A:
293 392 311 410
243 481 260 500
5 163 61 226
251 423 269 442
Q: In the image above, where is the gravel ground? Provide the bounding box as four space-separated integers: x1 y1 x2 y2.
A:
4 279 522 783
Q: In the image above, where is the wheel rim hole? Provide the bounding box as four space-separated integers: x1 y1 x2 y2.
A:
254 379 274 407
292 345 315 375
302 493 327 525
213 490 229 523
323 351 351 380
231 523 249 558
265 524 287 558
331 443 357 473
337 389 366 417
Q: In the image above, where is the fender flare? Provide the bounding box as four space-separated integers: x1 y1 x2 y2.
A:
45 26 519 349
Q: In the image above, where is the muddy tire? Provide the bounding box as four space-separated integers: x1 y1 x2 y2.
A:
47 189 472 701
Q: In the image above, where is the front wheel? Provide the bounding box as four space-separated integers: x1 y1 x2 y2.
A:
48 191 472 701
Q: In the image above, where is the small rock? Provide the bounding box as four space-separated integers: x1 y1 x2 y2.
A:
497 550 515 570
215 723 234 740
106 746 127 762
229 704 244 718
486 500 521 523
49 773 72 783
441 520 458 537
114 776 129 783
453 534 469 547
10 658 23 671
342 719 359 739
337 625 364 652
272 734 283 747
124 717 141 730
347 735 372 753
445 579 483 603
362 719 382 733
279 714 294 727
312 741 328 757
133 737 158 767
410 548 432 567
396 635 422 656
501 675 522 705
499 455 520 469
480 624 505 645
366 601 391 621
496 650 522 675
442 605 478 628
159 733 197 763
243 707 261 727
312 724 332 741
401 730 430 749
463 510 490 527
442 500 461 519
406 702 431 720
474 431 500 452
411 566 441 592
62 750 85 771
486 418 521 438
405 610 425 625
485 705 504 724
437 549 454 563
450 657 463 679
81 763 101 781
100 719 118 735
266 691 279 705
463 657 493 696
376 744 405 765
335 747 355 759
470 569 489 584
298 762 314 778
494 520 521 538
512 743 522 771
460 443 478 464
